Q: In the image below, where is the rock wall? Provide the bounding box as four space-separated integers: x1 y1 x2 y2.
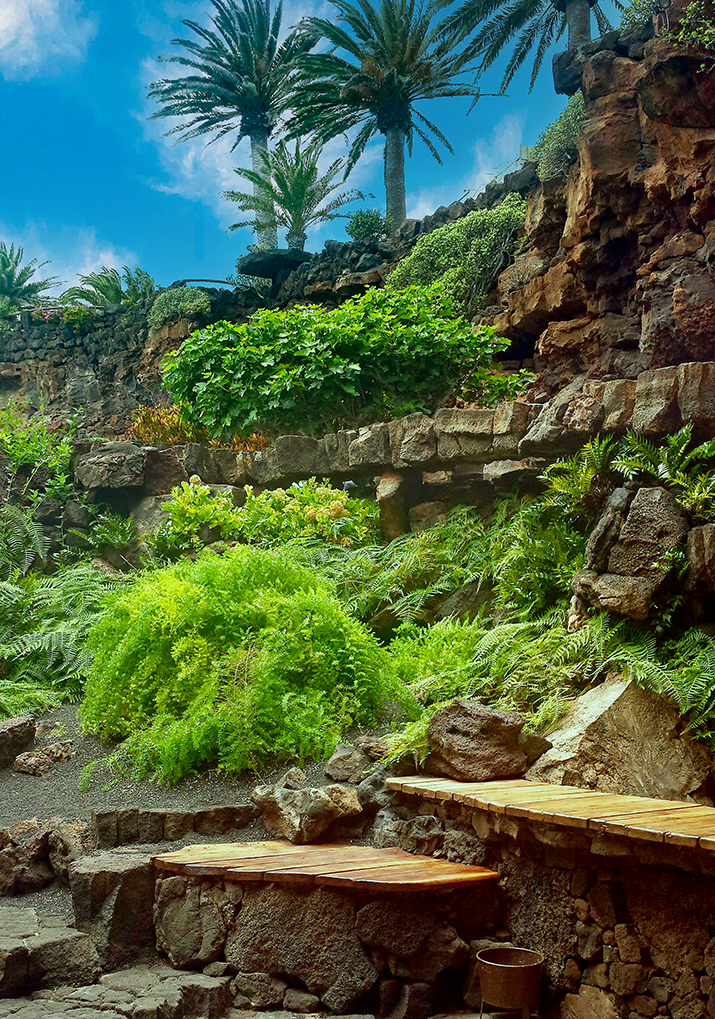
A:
391 789 715 1019
494 16 715 389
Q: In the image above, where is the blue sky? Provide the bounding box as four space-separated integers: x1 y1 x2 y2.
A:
0 0 593 295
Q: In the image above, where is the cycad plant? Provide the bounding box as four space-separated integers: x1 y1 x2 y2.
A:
62 266 155 308
435 0 619 92
225 138 364 249
148 0 317 247
287 0 484 229
0 242 61 310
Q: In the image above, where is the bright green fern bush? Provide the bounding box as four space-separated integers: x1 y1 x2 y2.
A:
386 195 527 317
80 546 400 782
164 285 516 439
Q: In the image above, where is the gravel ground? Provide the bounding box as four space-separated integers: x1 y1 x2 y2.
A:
0 703 337 831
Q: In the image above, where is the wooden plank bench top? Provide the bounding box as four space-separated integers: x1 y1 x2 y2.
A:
152 840 499 893
385 776 715 851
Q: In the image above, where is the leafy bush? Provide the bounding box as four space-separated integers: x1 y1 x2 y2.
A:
80 546 398 782
386 195 526 316
164 285 514 438
673 0 715 64
0 407 72 473
125 403 267 450
153 478 379 559
346 209 389 242
148 286 212 332
535 92 587 181
620 0 653 29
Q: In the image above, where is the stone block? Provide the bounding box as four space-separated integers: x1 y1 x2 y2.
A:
75 443 145 489
136 810 165 843
324 744 370 784
560 984 620 1018
356 899 435 957
245 447 283 485
677 361 715 436
155 878 230 968
183 443 222 483
208 483 246 507
212 449 247 486
602 378 637 432
92 810 118 849
389 413 437 467
425 699 527 781
231 971 287 1008
433 408 494 461
273 434 330 477
609 961 648 996
348 423 391 469
26 927 101 990
253 778 362 844
143 447 188 495
131 495 171 536
194 804 258 835
409 501 449 532
0 715 35 769
163 811 194 841
632 366 681 435
70 852 156 968
376 471 415 541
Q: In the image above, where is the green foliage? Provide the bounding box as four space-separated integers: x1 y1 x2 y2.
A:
148 287 212 332
61 266 156 308
535 92 586 181
0 296 15 318
225 138 364 248
346 209 389 243
542 434 619 525
153 478 379 559
386 195 527 316
0 505 49 580
164 284 513 438
620 0 653 29
80 546 397 782
61 305 97 326
0 242 62 309
613 425 715 519
673 0 715 62
0 407 72 473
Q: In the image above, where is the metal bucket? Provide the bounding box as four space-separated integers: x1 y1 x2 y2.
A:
476 946 544 1013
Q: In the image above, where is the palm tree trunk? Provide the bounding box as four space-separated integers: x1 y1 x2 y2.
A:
565 0 591 48
249 129 278 248
384 127 406 234
286 230 307 250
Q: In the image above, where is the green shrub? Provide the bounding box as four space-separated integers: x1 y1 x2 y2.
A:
153 477 379 559
535 92 587 181
386 195 527 316
0 407 73 476
80 546 398 782
346 209 389 243
620 0 653 29
673 0 715 62
148 286 212 331
164 285 514 438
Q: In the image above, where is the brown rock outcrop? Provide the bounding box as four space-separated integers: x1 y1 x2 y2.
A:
495 20 715 387
425 699 528 781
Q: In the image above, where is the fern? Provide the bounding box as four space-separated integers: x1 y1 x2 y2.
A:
542 435 618 524
613 426 715 519
0 505 48 579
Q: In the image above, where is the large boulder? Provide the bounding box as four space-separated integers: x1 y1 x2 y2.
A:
0 715 35 769
252 770 363 844
527 675 711 799
224 884 377 1012
236 248 312 281
424 699 528 781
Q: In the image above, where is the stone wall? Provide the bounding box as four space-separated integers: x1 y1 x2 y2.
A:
390 792 715 1019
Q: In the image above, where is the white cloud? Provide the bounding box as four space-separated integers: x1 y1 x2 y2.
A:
406 111 526 220
0 0 97 79
0 221 138 296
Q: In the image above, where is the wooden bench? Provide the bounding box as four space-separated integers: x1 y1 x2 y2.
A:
152 839 500 893
385 776 715 850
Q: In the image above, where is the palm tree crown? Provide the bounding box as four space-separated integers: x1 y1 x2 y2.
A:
0 243 61 310
147 0 317 245
225 139 365 249
287 0 483 229
436 0 616 93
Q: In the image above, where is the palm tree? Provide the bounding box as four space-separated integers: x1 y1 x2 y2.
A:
147 0 317 247
436 0 617 93
286 0 484 230
224 138 365 249
0 243 61 310
62 267 156 308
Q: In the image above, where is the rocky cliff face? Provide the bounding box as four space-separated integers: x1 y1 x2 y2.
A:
495 23 715 391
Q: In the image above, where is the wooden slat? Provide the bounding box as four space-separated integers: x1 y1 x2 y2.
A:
386 776 715 850
154 839 499 892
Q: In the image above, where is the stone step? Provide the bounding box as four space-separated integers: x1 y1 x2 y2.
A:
0 963 232 1018
0 905 99 998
